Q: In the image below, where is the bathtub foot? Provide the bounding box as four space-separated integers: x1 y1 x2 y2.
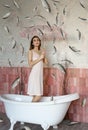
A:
9 119 16 130
41 123 50 130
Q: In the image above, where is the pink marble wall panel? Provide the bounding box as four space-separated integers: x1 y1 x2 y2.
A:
65 68 88 123
43 68 65 96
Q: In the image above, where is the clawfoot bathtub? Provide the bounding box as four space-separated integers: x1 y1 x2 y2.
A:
0 93 79 130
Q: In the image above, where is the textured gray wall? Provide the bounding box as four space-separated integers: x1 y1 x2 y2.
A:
0 0 88 71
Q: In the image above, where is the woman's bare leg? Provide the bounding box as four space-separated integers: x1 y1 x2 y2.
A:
32 95 41 102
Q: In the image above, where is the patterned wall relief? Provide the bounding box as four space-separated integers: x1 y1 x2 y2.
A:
0 0 88 70
0 0 66 70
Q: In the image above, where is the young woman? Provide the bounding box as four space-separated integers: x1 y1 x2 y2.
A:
27 35 48 102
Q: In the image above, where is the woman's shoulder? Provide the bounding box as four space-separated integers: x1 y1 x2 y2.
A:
28 49 33 53
28 50 33 55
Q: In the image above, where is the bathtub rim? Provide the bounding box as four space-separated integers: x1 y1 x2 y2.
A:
0 93 79 106
0 95 55 106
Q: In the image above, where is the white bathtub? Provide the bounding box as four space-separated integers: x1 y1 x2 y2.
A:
0 93 79 130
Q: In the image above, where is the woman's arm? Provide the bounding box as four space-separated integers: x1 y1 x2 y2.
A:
43 57 48 65
28 50 44 67
41 50 48 65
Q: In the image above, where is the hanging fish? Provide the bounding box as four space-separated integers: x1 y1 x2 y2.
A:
52 63 66 73
78 17 87 21
80 2 85 8
20 43 24 56
53 36 56 44
53 45 57 55
69 46 81 53
3 4 10 8
4 26 9 33
81 98 86 107
56 12 59 25
51 73 56 80
61 59 73 64
11 77 20 89
2 12 11 19
8 59 12 67
52 0 60 3
47 21 52 31
16 16 20 26
34 15 46 20
41 0 51 12
33 6 38 12
0 46 2 52
13 0 20 9
53 2 58 10
27 33 30 40
76 29 81 40
25 16 31 20
36 28 44 36
60 28 65 40
20 60 24 63
12 39 16 49
63 7 66 15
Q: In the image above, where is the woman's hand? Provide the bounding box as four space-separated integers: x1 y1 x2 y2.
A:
39 53 45 60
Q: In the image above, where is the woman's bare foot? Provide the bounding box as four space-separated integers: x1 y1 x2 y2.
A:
32 96 41 102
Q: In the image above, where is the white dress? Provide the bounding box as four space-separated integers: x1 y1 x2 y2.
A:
27 51 43 96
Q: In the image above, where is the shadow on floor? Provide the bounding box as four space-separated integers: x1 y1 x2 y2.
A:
0 112 88 130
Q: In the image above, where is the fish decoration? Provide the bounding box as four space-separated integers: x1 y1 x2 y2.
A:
12 39 16 49
52 36 56 44
27 33 30 40
52 63 66 73
25 16 31 20
80 2 85 8
20 43 24 56
51 73 56 80
4 26 9 33
36 28 44 36
78 17 87 21
56 12 59 25
33 6 38 12
0 47 2 52
61 59 73 64
16 16 20 26
20 60 24 63
11 77 20 89
69 46 81 53
60 28 65 40
47 21 52 31
41 0 51 12
63 7 66 15
13 0 20 9
52 0 60 3
3 4 10 8
76 29 81 40
2 12 11 19
53 2 58 10
8 59 12 67
81 98 86 107
34 15 46 20
53 45 57 55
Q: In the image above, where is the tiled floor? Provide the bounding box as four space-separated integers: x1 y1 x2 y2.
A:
0 112 88 130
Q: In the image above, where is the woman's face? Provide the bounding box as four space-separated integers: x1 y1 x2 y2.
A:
33 37 40 47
